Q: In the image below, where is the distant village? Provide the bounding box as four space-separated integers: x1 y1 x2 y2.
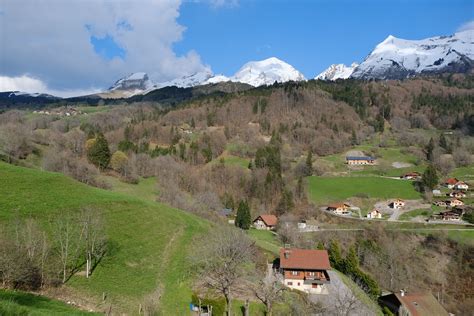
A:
33 106 84 117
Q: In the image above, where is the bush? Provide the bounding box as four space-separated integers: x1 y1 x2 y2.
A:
191 294 226 316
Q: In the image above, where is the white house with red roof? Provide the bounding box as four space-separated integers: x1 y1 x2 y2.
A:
253 214 278 230
279 248 331 294
454 181 469 191
444 178 459 189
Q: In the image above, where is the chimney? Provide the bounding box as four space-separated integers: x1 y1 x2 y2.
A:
400 289 405 297
284 249 291 259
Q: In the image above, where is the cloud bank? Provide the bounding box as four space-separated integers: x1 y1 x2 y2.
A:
0 0 209 94
457 20 474 32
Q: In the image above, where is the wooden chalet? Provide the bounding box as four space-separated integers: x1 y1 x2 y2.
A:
379 291 448 316
253 214 278 230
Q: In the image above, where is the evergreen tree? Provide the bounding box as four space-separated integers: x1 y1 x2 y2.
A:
426 137 435 161
235 200 251 230
422 164 439 190
87 133 111 170
295 177 305 201
275 189 294 216
190 117 195 129
305 149 313 176
317 241 325 250
329 240 342 270
342 245 359 274
439 133 451 153
351 129 358 146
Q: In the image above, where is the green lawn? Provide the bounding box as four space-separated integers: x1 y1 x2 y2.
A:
247 229 281 255
210 153 250 169
307 176 420 204
101 175 158 202
0 162 210 315
398 208 433 221
0 289 98 315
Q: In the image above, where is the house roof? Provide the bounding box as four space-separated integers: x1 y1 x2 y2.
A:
346 156 375 161
327 203 349 209
255 214 278 226
455 181 468 186
444 178 459 185
394 293 449 316
402 172 421 177
279 248 331 270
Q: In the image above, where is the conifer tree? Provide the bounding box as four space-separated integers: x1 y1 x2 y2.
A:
422 164 439 190
329 240 342 270
426 137 435 161
305 149 313 176
235 200 251 230
87 133 111 170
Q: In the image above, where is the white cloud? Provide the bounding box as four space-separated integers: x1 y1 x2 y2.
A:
208 0 239 8
457 20 474 32
0 0 209 91
0 75 101 97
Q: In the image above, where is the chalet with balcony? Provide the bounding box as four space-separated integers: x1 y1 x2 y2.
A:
253 214 278 230
444 178 459 189
431 207 464 221
454 181 469 191
279 248 331 294
447 190 467 198
327 203 351 215
447 198 464 207
346 156 376 165
367 209 382 219
389 199 405 209
400 172 421 180
379 291 448 316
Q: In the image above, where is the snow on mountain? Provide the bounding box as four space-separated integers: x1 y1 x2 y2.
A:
7 91 58 98
230 57 306 86
109 72 154 92
315 63 359 81
351 30 474 79
157 69 216 88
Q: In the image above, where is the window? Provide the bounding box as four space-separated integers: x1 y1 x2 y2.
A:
308 271 315 276
287 282 293 286
312 284 318 288
291 271 298 276
297 282 300 286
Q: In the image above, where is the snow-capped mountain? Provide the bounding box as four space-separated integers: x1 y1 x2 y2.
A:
158 69 219 88
230 57 306 86
109 72 154 91
351 30 473 80
315 63 359 81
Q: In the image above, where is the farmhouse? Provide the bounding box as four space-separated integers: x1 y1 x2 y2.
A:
346 156 375 165
278 248 331 294
447 190 467 198
444 178 459 189
379 291 448 316
253 214 278 230
367 209 382 219
389 199 405 209
446 198 464 207
431 208 464 221
400 172 421 180
326 203 351 215
454 181 469 191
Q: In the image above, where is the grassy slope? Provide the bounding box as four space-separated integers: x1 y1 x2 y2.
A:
307 176 420 204
0 162 209 315
0 289 99 315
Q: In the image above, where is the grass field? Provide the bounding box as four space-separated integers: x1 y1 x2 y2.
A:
100 175 158 202
398 208 433 221
0 289 99 315
307 176 420 204
0 161 210 315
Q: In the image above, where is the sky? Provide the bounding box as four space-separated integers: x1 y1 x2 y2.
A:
0 0 473 96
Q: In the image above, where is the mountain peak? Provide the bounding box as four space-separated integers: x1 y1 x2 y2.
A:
109 72 153 91
232 57 306 86
315 63 359 81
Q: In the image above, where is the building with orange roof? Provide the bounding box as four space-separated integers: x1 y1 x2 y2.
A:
278 248 331 294
253 214 278 230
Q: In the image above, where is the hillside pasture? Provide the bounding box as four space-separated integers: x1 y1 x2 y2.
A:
307 176 420 205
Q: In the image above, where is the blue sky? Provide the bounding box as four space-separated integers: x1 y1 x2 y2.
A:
175 0 473 77
0 0 472 95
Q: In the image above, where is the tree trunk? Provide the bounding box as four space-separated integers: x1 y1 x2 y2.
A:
266 302 272 316
224 290 231 316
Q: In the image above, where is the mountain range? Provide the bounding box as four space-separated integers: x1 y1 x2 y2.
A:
3 30 473 100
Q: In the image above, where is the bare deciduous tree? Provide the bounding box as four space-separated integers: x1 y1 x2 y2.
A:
253 267 284 316
193 226 255 316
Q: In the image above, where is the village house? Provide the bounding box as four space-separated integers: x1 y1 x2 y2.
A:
444 178 459 189
447 190 467 198
367 209 382 219
326 203 351 215
454 181 469 191
389 199 405 209
433 201 447 207
400 172 421 180
379 291 448 316
253 214 278 230
278 248 331 294
297 219 319 232
345 156 376 165
431 207 464 221
446 198 464 207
